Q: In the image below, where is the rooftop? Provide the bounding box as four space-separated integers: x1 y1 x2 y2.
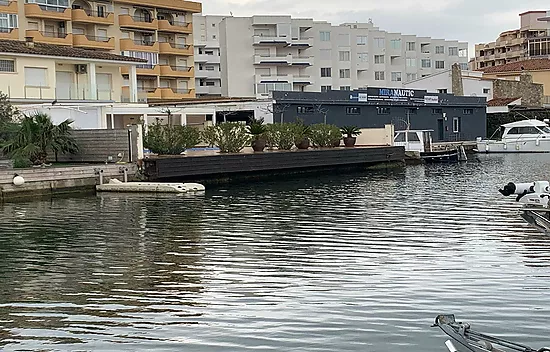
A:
480 58 550 73
0 40 147 63
487 97 521 107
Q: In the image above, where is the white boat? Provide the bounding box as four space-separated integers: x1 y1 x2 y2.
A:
394 129 467 163
499 180 550 233
476 119 550 153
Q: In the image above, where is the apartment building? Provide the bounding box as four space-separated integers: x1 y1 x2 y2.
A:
0 0 201 102
194 15 468 98
472 11 550 70
193 14 224 97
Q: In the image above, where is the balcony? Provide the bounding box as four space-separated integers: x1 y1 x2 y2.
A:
253 54 291 65
73 34 115 50
138 87 162 100
72 9 114 25
118 14 158 31
256 74 290 83
195 69 220 79
24 3 71 20
196 85 221 95
0 1 18 14
194 53 219 63
157 20 192 34
160 87 195 100
26 30 72 45
291 36 313 47
293 75 312 84
115 0 201 13
159 42 193 56
120 38 159 52
253 35 290 46
0 28 19 40
121 64 160 76
160 65 194 78
291 56 313 66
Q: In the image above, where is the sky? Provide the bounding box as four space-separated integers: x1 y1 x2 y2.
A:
200 0 550 58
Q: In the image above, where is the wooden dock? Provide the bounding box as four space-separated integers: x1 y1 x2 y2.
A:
143 146 405 183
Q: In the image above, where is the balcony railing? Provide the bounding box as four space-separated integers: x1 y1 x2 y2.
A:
43 30 68 38
134 39 155 46
0 0 17 14
72 8 114 24
84 35 110 42
171 66 192 72
137 64 156 69
138 87 157 93
166 42 190 49
131 15 154 23
81 9 110 18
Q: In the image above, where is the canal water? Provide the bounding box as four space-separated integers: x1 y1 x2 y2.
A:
2 154 550 352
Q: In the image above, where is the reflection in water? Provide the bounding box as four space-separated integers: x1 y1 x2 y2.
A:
2 154 550 351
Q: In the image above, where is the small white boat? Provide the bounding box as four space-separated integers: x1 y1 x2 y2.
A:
499 180 550 233
394 129 466 163
476 119 550 153
96 178 205 193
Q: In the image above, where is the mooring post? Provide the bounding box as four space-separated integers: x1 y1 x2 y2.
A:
120 167 129 183
94 168 104 185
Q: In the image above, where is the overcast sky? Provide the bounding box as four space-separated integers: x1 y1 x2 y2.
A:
201 0 550 58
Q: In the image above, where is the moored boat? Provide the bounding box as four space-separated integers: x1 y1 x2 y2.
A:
433 314 550 352
394 129 466 163
476 119 550 153
499 180 550 233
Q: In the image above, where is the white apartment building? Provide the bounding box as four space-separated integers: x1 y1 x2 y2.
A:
194 15 469 98
193 14 225 97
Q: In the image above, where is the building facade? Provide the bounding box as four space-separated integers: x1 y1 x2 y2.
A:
193 14 225 97
0 0 201 102
472 11 550 70
272 89 487 142
193 15 469 99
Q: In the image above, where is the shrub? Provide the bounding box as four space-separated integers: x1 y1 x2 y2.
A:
144 120 201 155
310 124 341 148
340 125 362 138
292 118 311 143
266 123 295 150
247 117 267 140
201 122 250 153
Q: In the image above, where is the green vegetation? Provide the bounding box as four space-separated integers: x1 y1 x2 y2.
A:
340 125 362 138
144 119 201 155
203 122 250 153
309 124 342 148
247 117 267 140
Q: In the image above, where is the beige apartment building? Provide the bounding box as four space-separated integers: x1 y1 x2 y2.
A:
473 11 550 70
0 0 201 102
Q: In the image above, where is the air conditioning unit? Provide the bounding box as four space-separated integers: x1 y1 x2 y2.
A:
75 64 87 74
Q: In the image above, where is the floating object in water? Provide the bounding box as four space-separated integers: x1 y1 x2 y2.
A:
96 178 205 193
499 180 550 232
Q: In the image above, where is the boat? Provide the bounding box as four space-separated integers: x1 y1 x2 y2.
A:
433 314 550 352
499 180 550 233
393 129 467 163
476 119 550 153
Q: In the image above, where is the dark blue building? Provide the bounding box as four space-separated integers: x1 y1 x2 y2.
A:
272 88 487 142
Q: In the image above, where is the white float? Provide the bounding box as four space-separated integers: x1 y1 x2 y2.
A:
96 178 205 193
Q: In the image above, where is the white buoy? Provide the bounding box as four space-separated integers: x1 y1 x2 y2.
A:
13 175 25 186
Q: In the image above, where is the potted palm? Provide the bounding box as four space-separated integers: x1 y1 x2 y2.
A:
293 119 311 150
340 125 362 147
247 117 267 152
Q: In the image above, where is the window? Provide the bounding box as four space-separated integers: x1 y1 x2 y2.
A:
212 35 216 39
321 85 331 92
25 67 47 87
390 39 401 49
421 44 430 53
320 49 331 60
406 58 416 67
255 82 292 95
374 71 385 80
356 35 368 45
358 52 368 62
297 106 314 114
346 107 361 115
339 69 350 78
406 42 416 51
435 45 445 54
320 31 331 41
339 51 350 61
27 0 68 10
406 73 417 82
435 61 445 69
377 107 390 115
432 108 442 114
391 72 402 82
421 59 431 68
374 37 385 48
0 14 17 30
508 126 543 135
459 48 468 57
438 88 448 94
321 67 331 77
453 117 461 133
0 59 14 72
459 63 468 70
483 88 490 94
449 47 458 56
340 86 351 91
463 108 473 115
374 55 385 64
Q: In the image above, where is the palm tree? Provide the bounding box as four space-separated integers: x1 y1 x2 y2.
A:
2 112 79 165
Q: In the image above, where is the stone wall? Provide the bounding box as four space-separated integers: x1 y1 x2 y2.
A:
492 73 544 107
451 63 464 96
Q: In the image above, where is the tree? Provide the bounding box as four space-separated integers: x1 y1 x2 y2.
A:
2 112 79 165
0 91 19 125
260 102 291 123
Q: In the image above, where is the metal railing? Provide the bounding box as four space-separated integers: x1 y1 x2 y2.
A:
42 30 68 38
36 4 68 12
170 88 190 94
0 27 13 33
169 65 192 71
76 9 112 18
0 0 12 6
160 19 188 27
131 15 154 23
133 39 155 46
137 87 157 93
84 35 110 42
165 42 190 49
136 64 156 69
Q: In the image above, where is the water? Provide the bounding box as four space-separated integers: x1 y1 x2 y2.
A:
2 154 550 351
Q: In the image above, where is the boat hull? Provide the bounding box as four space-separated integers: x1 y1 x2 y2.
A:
476 138 550 153
420 150 460 163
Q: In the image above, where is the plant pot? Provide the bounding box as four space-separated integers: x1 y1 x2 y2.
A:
295 138 310 150
332 139 341 147
251 138 267 152
343 137 356 148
